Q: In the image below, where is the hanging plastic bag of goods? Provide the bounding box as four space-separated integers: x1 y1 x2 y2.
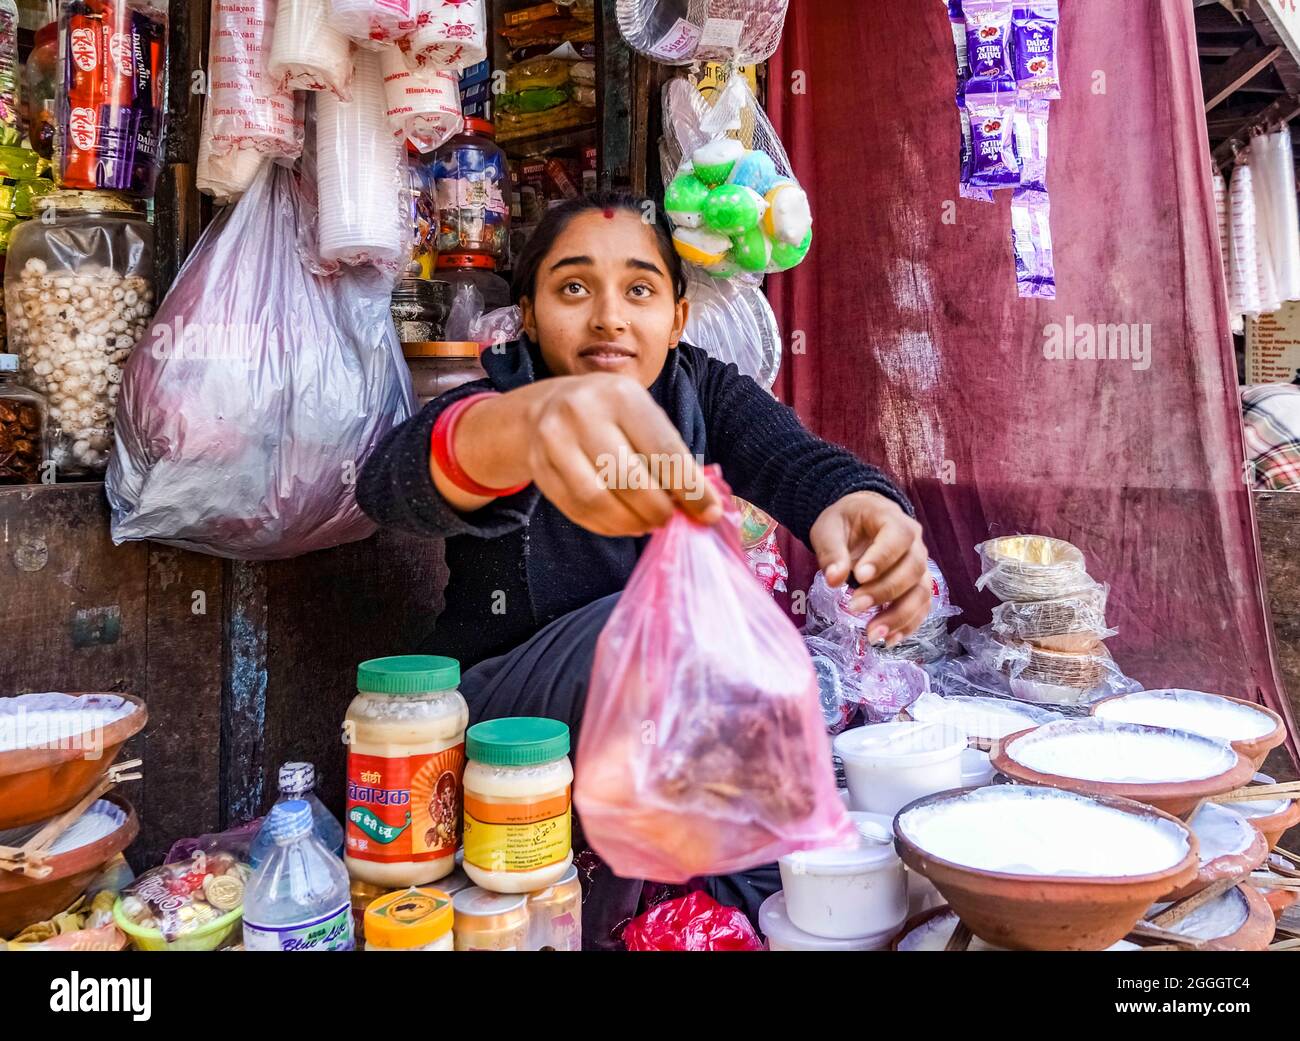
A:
615 0 788 65
575 470 856 883
105 160 415 559
663 74 812 280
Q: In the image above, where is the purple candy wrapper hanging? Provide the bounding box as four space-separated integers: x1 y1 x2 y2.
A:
1013 96 1049 193
1012 187 1055 298
963 0 1014 80
958 95 994 202
1012 1 1061 100
948 0 970 81
966 76 1020 188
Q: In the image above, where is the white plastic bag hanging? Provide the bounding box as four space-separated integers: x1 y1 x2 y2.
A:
663 74 811 280
615 0 789 65
409 0 487 70
269 0 355 96
328 0 418 45
378 43 462 153
105 161 415 559
1228 159 1260 320
682 266 781 388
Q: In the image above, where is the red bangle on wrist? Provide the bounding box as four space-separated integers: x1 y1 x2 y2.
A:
430 392 531 498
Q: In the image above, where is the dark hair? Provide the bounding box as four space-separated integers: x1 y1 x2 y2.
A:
510 190 687 304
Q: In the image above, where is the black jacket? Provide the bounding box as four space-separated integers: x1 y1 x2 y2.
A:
357 339 912 667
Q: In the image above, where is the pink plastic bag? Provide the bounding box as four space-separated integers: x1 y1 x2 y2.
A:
575 469 856 883
622 892 763 952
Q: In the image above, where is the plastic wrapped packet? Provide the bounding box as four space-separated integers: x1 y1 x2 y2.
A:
576 469 856 883
805 628 930 725
622 891 763 951
953 624 1141 708
379 43 462 154
197 103 271 203
990 585 1116 652
408 0 487 70
965 75 1019 190
327 0 418 45
468 303 522 350
1011 1 1061 100
105 160 415 559
682 265 781 389
974 534 1096 602
615 0 788 66
269 0 354 96
662 75 810 280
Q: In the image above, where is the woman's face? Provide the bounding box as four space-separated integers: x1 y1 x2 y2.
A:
521 209 689 386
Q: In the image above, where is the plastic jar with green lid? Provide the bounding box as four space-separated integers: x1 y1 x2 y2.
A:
364 887 455 951
462 717 573 894
344 655 468 888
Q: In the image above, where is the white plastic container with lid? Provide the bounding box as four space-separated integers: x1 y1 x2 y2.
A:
833 721 968 816
363 887 454 951
778 811 907 940
462 717 573 894
344 655 468 888
452 887 529 951
759 892 895 952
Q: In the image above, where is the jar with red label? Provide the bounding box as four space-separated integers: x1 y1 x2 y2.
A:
432 118 510 262
344 655 469 889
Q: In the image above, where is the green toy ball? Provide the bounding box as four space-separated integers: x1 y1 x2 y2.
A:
769 228 812 271
702 184 765 237
730 225 773 273
664 174 709 228
691 138 745 187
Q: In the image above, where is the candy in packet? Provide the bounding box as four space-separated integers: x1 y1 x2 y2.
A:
1013 96 1049 193
966 76 1020 189
1011 187 1056 298
963 0 1014 80
958 94 994 203
1012 2 1061 100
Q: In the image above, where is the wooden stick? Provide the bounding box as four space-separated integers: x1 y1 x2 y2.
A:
1150 877 1239 928
1249 875 1300 890
945 920 973 952
1269 938 1300 951
1274 847 1300 867
1128 921 1207 950
1211 781 1300 804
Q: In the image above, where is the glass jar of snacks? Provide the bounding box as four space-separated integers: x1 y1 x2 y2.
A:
4 191 153 476
451 887 528 951
364 887 455 951
0 352 46 483
433 119 510 262
462 717 573 894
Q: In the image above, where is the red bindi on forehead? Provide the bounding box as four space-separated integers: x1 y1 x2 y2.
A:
603 208 615 219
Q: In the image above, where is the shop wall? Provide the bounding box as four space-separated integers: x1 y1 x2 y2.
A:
765 0 1297 758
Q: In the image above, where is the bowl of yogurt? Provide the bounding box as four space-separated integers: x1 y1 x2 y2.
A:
894 785 1198 950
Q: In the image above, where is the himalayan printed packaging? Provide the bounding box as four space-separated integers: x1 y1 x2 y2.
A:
944 0 1060 299
58 0 168 198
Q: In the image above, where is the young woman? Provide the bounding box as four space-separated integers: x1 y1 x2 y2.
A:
358 191 932 949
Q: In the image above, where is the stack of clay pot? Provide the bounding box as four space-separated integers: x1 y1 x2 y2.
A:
977 535 1118 705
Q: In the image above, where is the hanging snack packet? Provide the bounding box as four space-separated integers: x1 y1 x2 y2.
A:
1013 96 1049 193
1012 2 1061 100
1011 187 1055 298
966 76 1019 188
947 0 970 81
958 94 994 203
963 0 1013 80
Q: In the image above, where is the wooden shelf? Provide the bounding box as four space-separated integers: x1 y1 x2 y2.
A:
499 122 597 158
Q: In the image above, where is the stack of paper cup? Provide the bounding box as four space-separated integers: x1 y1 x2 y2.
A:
379 45 463 153
329 0 418 45
197 105 269 203
270 0 355 96
409 0 486 70
208 0 302 157
317 49 406 266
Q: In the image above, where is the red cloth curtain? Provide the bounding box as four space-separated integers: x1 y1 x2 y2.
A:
766 0 1297 761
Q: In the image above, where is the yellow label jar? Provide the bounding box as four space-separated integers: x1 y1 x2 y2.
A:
452 887 529 951
364 887 454 951
462 717 573 894
345 656 469 888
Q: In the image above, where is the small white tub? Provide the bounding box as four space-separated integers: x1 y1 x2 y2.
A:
759 892 895 951
833 721 967 816
778 812 906 941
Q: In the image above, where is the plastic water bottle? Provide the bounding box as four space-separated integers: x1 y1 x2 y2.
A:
249 762 345 868
242 800 355 951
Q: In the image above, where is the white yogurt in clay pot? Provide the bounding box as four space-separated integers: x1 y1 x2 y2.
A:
778 812 907 941
897 909 1141 951
833 722 967 816
1005 719 1238 784
1093 689 1276 743
897 786 1191 877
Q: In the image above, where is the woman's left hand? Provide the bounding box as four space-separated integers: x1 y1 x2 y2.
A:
809 491 932 646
